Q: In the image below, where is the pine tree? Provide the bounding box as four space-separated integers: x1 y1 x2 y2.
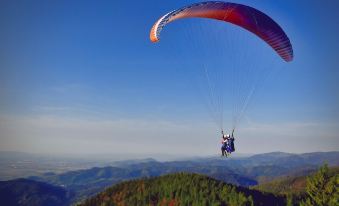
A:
300 163 339 206
286 194 294 206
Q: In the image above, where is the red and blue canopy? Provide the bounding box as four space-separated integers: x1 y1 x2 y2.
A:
150 1 293 62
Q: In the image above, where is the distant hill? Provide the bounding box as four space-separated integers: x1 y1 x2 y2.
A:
234 151 339 168
252 166 339 195
0 178 71 206
80 173 286 206
29 166 144 203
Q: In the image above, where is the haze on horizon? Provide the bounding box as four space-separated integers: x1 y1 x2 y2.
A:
1 0 338 156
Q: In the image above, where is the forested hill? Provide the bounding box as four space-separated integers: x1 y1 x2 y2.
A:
252 166 339 195
81 173 286 206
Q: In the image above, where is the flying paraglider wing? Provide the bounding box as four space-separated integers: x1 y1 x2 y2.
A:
150 1 293 62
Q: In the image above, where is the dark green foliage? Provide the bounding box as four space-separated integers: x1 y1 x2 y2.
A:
0 178 71 206
300 164 339 206
81 173 286 206
252 167 339 196
252 166 339 206
252 174 307 196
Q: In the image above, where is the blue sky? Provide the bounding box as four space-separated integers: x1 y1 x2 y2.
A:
0 0 338 156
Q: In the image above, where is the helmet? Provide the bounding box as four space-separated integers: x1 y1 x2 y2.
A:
226 134 230 138
223 134 227 138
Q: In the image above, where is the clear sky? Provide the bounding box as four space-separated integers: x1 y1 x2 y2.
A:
1 0 338 156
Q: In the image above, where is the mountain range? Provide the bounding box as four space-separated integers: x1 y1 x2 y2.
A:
0 151 338 205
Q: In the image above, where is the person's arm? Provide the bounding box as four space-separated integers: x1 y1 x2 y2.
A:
232 129 234 138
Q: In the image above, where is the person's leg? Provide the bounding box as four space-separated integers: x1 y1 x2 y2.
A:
226 146 231 156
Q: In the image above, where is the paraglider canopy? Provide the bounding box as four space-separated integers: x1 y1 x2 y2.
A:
150 1 293 62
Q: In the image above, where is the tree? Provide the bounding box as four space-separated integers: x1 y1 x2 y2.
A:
300 163 339 206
